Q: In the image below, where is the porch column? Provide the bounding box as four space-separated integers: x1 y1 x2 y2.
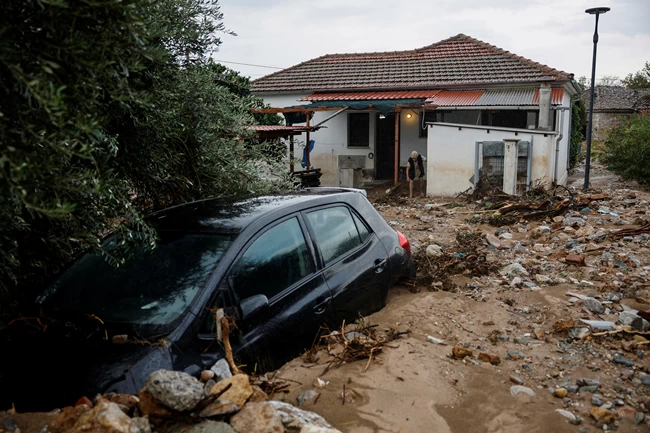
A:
503 138 520 195
393 112 400 186
289 135 294 173
305 113 311 169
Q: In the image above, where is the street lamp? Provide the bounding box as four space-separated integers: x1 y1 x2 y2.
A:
583 6 610 191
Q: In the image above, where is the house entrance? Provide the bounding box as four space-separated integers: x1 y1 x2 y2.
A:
375 113 396 180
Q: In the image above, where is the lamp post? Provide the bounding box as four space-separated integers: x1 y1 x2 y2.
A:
583 6 610 191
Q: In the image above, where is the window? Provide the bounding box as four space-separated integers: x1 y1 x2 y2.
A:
40 233 233 330
352 212 370 242
230 218 313 301
307 206 363 265
348 113 370 147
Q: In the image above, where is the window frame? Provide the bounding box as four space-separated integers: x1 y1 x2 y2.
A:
223 213 318 306
302 204 373 269
347 112 371 148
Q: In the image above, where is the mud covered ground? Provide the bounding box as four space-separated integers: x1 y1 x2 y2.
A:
271 164 650 433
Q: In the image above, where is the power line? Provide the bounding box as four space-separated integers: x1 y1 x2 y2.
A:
213 59 284 69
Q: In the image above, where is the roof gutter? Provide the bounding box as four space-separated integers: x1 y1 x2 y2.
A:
426 122 559 135
426 105 565 110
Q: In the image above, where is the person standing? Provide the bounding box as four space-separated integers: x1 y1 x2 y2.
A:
407 151 425 198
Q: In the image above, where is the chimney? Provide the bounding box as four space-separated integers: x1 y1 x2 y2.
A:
538 81 552 130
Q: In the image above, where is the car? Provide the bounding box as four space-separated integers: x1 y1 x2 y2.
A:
1 188 415 411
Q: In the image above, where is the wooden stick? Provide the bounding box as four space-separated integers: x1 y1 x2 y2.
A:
220 315 241 375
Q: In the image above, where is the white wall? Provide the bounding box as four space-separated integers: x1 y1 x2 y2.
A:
426 124 557 196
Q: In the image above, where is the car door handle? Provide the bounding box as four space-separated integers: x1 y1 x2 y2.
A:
374 258 387 273
313 297 331 314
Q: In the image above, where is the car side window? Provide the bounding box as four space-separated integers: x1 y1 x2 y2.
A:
306 206 363 266
229 217 313 302
351 211 371 242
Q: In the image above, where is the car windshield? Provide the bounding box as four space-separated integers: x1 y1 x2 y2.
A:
39 233 233 329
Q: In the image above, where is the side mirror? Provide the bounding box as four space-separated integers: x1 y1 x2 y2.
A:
239 294 269 323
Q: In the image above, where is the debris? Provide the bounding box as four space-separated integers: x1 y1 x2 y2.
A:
583 298 605 314
426 335 445 345
313 378 329 389
296 390 320 407
579 319 616 330
451 346 473 359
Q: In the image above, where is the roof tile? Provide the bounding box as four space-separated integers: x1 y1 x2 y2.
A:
253 34 571 93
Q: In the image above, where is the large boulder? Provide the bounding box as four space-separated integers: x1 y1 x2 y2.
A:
229 402 284 433
146 370 205 412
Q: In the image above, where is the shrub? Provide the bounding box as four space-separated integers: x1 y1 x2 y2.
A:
602 111 650 183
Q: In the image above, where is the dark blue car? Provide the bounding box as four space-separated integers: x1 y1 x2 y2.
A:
2 188 415 410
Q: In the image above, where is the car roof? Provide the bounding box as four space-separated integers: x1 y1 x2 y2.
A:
148 189 364 233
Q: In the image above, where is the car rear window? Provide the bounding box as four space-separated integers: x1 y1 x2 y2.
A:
307 206 365 266
39 233 233 328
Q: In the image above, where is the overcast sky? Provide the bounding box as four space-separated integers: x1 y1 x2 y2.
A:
213 0 649 84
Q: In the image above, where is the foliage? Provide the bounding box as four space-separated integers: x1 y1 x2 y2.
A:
0 0 290 321
569 97 587 170
621 61 650 89
602 111 650 184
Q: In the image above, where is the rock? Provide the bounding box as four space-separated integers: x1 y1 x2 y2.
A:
478 352 501 365
199 400 239 418
510 277 523 287
613 356 634 367
200 370 215 382
299 427 342 433
185 421 236 433
614 399 624 406
485 234 501 248
249 385 269 403
49 406 91 433
619 311 640 326
269 401 333 431
296 390 320 407
565 254 586 266
641 374 650 386
426 244 443 258
533 328 546 341
75 396 94 408
208 374 253 408
532 226 552 238
590 407 615 423
507 350 523 360
555 409 577 423
510 386 536 397
69 401 147 433
99 393 139 412
566 385 579 394
631 317 650 331
580 386 600 393
592 395 603 406
577 378 600 387
563 217 587 228
229 402 283 433
510 376 524 385
137 387 175 418
210 359 233 382
635 412 645 425
535 274 552 284
451 346 473 359
578 280 595 288
500 263 527 277
146 370 204 412
554 388 568 398
583 298 605 314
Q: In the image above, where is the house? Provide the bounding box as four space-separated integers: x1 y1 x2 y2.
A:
251 34 581 195
582 86 650 142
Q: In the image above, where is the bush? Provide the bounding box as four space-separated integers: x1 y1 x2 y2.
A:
569 98 586 170
0 0 290 322
602 111 650 183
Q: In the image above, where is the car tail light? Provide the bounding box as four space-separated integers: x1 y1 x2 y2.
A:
396 230 411 254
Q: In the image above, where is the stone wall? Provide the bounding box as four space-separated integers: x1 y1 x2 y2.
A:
591 111 632 142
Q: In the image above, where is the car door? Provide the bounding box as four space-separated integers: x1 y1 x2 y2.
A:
304 205 390 325
224 214 332 371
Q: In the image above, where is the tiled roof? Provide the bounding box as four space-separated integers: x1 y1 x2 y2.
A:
301 90 440 101
582 86 650 111
252 34 571 93
425 88 564 106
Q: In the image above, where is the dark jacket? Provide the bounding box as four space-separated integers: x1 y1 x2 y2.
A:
407 155 425 180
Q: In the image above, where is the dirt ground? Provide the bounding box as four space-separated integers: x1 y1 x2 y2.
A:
270 163 650 433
